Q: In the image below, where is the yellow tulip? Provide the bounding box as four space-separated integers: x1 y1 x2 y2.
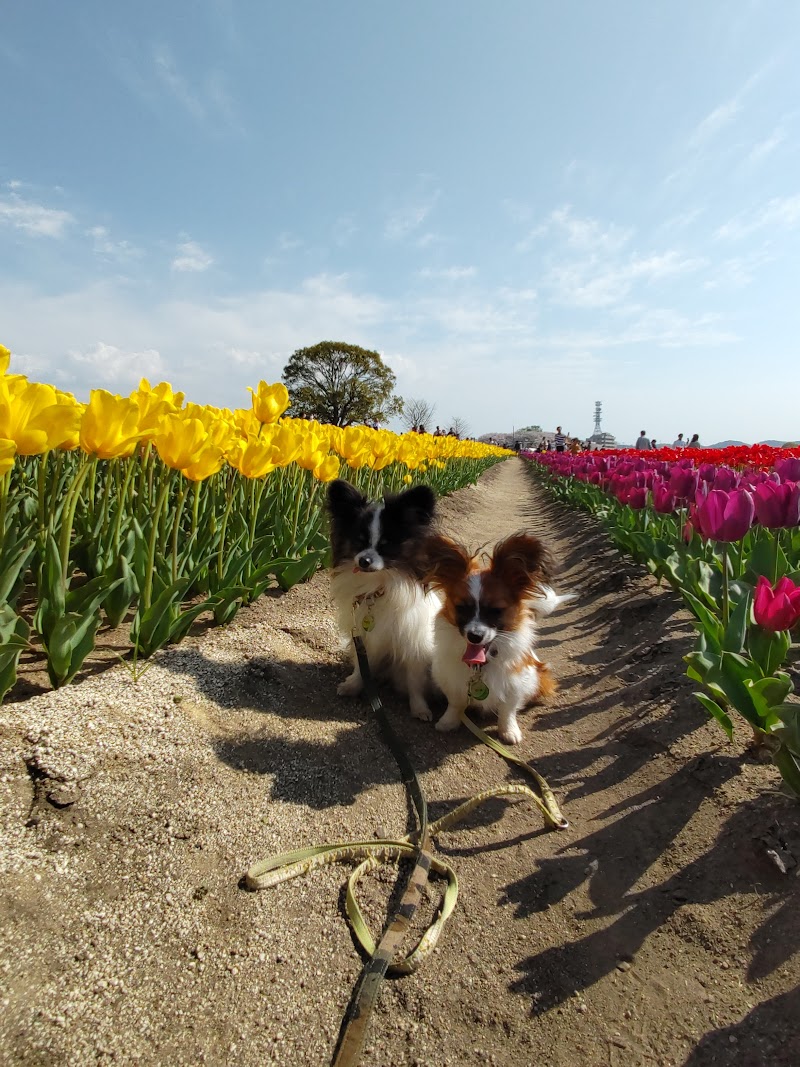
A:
79 390 143 459
338 426 367 460
131 380 183 435
0 344 10 374
152 414 210 471
182 447 225 482
248 381 290 424
312 453 341 482
232 437 277 479
0 378 83 455
269 424 303 467
0 437 16 474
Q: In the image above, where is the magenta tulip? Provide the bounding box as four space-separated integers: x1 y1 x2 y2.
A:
652 479 677 514
753 575 800 631
775 457 800 483
693 488 754 542
712 467 738 492
669 467 699 502
752 480 800 529
698 463 717 483
626 486 648 509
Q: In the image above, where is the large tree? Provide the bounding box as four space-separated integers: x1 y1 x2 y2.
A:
281 341 404 427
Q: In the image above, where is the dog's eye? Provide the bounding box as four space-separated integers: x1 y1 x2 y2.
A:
482 607 502 624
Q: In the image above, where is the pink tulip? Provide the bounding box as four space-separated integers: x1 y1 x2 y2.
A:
753 575 800 631
752 480 800 529
692 488 754 542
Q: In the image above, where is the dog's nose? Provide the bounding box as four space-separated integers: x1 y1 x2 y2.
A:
357 552 374 570
466 629 484 644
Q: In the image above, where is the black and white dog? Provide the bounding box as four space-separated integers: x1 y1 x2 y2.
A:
326 479 440 721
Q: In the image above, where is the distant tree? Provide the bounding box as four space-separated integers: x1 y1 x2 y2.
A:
449 415 471 439
519 424 542 433
402 397 437 431
282 341 404 427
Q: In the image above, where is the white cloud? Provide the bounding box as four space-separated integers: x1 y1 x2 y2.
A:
153 44 205 120
549 249 704 309
88 225 142 262
715 193 800 241
171 239 214 273
0 192 73 237
517 205 632 255
67 341 164 389
384 189 440 242
418 266 477 281
746 125 786 165
687 67 766 149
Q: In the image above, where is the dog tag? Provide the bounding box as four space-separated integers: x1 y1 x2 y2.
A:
468 672 489 701
362 612 375 632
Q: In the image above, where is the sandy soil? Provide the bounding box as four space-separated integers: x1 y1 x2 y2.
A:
1 458 799 1067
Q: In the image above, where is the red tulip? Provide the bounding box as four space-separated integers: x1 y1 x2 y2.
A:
692 488 754 542
753 575 800 631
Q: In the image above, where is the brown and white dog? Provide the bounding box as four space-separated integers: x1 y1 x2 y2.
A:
425 532 569 744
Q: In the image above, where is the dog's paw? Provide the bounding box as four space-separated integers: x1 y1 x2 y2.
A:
499 723 523 745
411 703 433 722
435 710 462 733
337 674 363 697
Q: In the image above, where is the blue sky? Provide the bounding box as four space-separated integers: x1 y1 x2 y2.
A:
2 1 799 445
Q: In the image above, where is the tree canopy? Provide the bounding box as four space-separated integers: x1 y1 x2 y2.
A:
281 341 404 427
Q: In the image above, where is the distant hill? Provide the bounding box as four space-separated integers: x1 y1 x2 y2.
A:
709 439 789 448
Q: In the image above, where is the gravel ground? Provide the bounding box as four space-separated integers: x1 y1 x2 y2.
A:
1 459 799 1067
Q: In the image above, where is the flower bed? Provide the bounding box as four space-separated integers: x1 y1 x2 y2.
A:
523 445 800 795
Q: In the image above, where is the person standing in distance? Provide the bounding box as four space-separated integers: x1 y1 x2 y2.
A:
554 426 567 452
635 430 651 449
672 433 685 448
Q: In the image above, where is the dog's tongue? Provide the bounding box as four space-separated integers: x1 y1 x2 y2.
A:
462 642 487 665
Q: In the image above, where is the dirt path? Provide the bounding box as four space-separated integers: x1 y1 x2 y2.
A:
1 458 799 1066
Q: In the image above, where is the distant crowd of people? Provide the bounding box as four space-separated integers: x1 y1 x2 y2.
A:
410 425 461 438
512 425 705 454
635 431 701 450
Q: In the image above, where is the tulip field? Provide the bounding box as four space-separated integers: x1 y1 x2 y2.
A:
0 344 510 702
524 445 800 795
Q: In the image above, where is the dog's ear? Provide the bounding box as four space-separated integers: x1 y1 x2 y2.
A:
423 534 472 589
390 484 436 528
326 478 367 515
490 533 550 596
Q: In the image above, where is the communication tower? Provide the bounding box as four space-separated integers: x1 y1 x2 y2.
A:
593 401 603 436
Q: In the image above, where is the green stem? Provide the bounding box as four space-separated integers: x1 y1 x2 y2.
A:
143 473 172 611
0 469 9 541
773 528 782 585
171 481 187 583
58 457 96 592
110 456 138 553
721 542 730 628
